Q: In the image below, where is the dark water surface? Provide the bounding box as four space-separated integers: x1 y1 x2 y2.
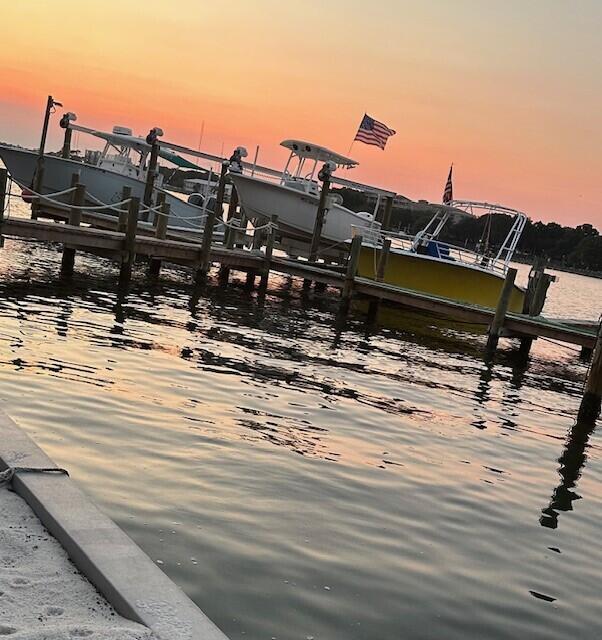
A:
1 226 601 639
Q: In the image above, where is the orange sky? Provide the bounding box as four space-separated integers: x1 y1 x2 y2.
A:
1 0 600 226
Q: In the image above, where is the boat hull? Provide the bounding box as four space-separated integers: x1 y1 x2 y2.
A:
0 146 207 231
230 173 373 249
358 246 525 312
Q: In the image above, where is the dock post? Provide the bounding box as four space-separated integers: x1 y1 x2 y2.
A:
118 186 131 233
259 215 277 289
486 267 518 353
195 161 228 284
308 172 331 263
153 191 166 226
119 197 140 283
218 187 239 283
235 210 248 249
519 264 554 356
376 238 391 282
60 182 86 276
381 195 394 231
0 168 7 225
148 201 170 278
61 127 72 159
142 133 160 221
224 185 239 248
342 234 362 302
32 95 56 220
578 325 602 423
366 238 391 321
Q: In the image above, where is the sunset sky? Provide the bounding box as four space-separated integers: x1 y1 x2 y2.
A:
1 0 600 226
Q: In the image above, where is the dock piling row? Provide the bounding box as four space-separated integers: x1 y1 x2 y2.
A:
0 172 599 423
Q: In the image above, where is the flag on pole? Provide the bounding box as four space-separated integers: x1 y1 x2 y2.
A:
442 165 453 204
354 114 396 150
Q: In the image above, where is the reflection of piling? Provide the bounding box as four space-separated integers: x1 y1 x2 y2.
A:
60 183 86 276
578 326 602 423
119 197 140 284
486 267 517 353
541 418 597 529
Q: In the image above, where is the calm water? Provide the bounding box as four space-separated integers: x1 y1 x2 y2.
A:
1 203 602 639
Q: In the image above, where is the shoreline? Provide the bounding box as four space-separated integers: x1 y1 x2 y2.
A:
0 483 158 639
0 410 229 640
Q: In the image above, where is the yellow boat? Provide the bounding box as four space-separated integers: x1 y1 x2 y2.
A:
355 200 527 313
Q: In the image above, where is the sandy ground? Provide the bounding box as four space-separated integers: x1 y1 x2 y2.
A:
0 485 158 639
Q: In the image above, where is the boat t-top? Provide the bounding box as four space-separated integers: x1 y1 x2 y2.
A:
229 139 393 257
0 120 231 234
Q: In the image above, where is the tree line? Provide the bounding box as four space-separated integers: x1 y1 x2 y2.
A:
336 187 602 273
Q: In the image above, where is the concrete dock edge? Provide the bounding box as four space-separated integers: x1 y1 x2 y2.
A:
0 409 228 640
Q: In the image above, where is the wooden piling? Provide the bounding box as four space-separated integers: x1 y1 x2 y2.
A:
578 325 602 423
259 215 277 289
218 187 240 282
32 96 55 221
196 162 228 283
142 142 159 221
308 175 331 263
342 234 362 302
61 127 73 159
235 210 248 249
119 197 140 283
148 202 170 278
381 195 394 231
366 238 391 321
118 186 132 233
486 267 517 353
224 186 239 248
519 263 555 356
376 238 391 282
0 168 7 225
60 183 86 276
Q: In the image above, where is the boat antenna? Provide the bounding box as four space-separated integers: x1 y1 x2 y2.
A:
196 121 205 167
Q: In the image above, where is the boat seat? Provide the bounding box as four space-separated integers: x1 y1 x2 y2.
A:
426 241 453 260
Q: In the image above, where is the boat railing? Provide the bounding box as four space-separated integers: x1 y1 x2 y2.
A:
351 225 510 276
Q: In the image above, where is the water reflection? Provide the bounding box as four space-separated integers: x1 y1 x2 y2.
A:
2 233 602 640
541 419 598 529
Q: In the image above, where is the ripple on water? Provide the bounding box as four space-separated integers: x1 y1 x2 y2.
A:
0 228 601 639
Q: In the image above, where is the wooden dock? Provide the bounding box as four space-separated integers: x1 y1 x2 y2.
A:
0 214 597 349
1 164 601 421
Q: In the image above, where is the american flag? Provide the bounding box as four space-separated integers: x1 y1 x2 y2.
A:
354 114 396 150
442 165 453 204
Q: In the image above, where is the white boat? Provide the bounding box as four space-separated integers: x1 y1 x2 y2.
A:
229 140 393 256
0 123 225 234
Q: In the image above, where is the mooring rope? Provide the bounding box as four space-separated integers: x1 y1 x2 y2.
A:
0 466 70 487
10 177 134 212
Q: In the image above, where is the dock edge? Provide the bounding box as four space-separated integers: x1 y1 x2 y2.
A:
0 408 228 640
